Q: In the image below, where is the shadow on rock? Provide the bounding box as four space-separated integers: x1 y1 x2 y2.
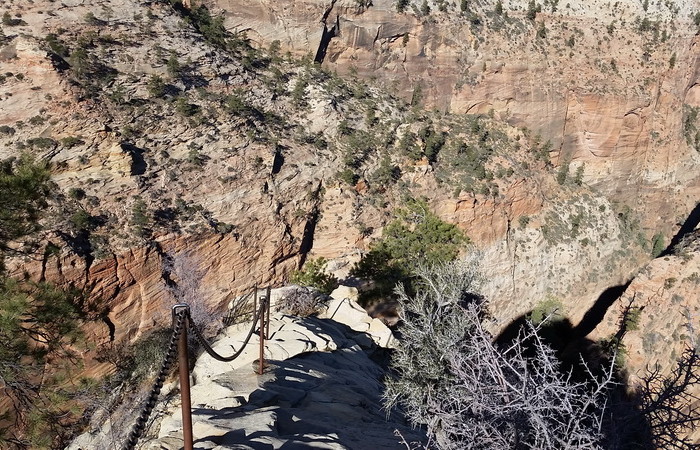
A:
193 317 427 449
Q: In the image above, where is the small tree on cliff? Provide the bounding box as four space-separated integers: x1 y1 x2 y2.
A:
0 156 102 448
351 198 467 301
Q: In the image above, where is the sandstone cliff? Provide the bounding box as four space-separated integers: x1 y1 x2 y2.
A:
1 0 646 350
208 0 700 236
1 1 699 444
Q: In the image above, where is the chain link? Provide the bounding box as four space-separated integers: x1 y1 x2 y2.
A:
122 310 186 450
120 295 268 449
188 296 268 362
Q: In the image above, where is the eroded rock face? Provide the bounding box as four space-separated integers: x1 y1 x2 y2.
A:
208 0 700 232
3 4 699 440
594 237 700 381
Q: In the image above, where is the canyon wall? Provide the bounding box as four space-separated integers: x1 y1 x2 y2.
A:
209 0 700 235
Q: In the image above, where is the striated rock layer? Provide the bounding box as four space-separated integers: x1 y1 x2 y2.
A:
208 0 700 232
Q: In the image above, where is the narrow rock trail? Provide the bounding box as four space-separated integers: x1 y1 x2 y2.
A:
146 292 426 449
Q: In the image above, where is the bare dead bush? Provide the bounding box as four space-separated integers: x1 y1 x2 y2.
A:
385 257 700 450
164 251 221 340
275 285 329 317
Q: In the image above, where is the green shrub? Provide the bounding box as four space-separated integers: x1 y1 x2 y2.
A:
147 74 167 98
131 197 150 237
650 232 664 257
188 5 228 49
84 12 102 25
352 198 468 298
70 209 92 231
224 91 252 116
28 115 45 126
45 33 69 57
518 215 530 228
371 155 401 187
290 257 338 294
26 137 56 149
175 96 199 117
529 296 564 325
125 328 171 381
556 159 569 185
342 129 374 169
0 278 95 448
166 53 181 78
494 0 503 14
68 187 86 200
60 136 83 148
337 168 359 185
2 12 27 26
291 74 308 107
682 105 700 152
573 164 585 185
68 47 89 77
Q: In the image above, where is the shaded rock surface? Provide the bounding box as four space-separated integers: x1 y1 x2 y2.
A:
69 287 423 449
152 317 421 449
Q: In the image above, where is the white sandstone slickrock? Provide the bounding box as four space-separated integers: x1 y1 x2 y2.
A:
138 287 421 449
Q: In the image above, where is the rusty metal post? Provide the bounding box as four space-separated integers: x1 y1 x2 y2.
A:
258 294 266 375
172 304 193 450
265 286 271 339
253 286 257 320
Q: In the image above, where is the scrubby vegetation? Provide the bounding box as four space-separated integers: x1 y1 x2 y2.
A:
2 0 698 446
386 259 700 450
0 157 109 448
289 257 339 295
352 198 467 302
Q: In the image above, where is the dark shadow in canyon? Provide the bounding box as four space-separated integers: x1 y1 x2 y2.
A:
661 202 700 257
314 15 339 64
495 311 655 449
571 281 631 339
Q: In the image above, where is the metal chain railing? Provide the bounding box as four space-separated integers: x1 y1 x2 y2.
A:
121 288 272 450
122 309 186 450
188 295 268 362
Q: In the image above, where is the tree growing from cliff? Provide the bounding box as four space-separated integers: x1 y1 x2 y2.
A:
290 257 339 295
0 156 51 270
351 198 467 301
0 156 103 448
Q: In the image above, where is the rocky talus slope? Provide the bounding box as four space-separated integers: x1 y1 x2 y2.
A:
69 287 426 449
